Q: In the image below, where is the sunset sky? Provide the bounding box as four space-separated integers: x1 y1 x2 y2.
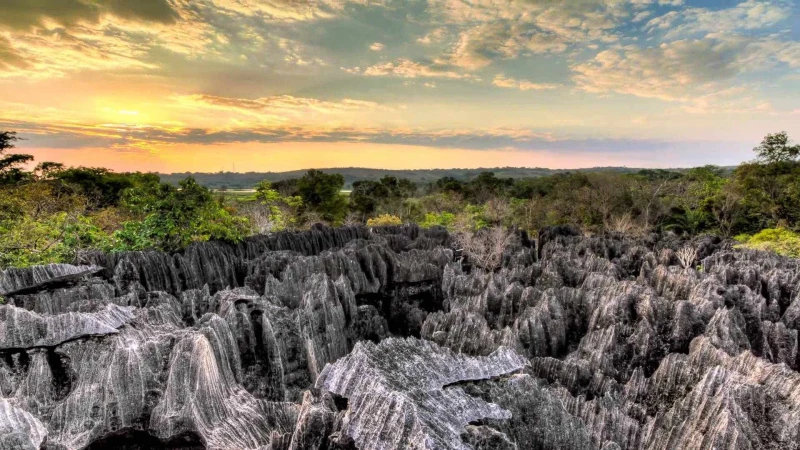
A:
1 0 798 172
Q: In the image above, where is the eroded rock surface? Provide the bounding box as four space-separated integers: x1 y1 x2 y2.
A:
1 224 799 449
317 337 526 450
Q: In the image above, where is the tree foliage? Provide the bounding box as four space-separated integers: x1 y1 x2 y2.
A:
735 228 800 258
296 169 348 223
366 214 403 227
113 177 249 252
351 176 417 219
754 131 800 164
251 180 303 232
0 131 34 185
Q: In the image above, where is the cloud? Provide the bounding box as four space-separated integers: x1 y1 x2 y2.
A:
0 0 178 30
424 0 674 70
359 58 474 79
0 36 29 70
6 115 682 156
492 74 559 91
0 0 338 80
572 36 793 101
207 0 356 22
177 94 388 117
369 42 385 51
0 26 157 79
417 28 448 45
645 0 792 40
571 34 799 113
443 22 573 70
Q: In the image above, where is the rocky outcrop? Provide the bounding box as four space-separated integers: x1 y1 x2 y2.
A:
0 304 134 350
2 225 800 449
0 264 101 297
316 337 527 450
0 398 46 450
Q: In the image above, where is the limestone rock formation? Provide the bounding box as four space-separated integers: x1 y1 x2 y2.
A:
1 224 799 449
0 264 101 297
316 337 527 450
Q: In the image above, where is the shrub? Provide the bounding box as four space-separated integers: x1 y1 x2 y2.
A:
112 177 250 252
251 180 303 232
420 212 456 229
455 226 515 271
676 246 698 269
735 228 800 258
367 214 403 227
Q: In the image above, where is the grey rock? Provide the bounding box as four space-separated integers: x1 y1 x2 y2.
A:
0 398 47 450
3 225 800 450
0 264 101 297
316 337 527 450
0 303 134 350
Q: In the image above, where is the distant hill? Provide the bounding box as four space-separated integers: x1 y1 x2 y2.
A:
158 166 687 190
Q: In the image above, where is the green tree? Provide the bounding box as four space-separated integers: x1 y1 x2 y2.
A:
732 161 800 232
253 180 303 231
350 176 417 219
0 182 111 269
34 162 65 180
114 177 249 252
754 131 800 164
55 167 160 209
0 131 33 185
350 180 390 218
297 170 348 223
735 228 800 258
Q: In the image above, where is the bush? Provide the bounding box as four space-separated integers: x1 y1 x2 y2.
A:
420 212 456 229
735 228 800 258
0 182 115 269
367 214 403 227
455 226 515 271
250 180 303 232
112 177 250 252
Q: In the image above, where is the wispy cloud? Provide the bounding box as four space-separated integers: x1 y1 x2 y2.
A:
357 58 476 80
492 74 559 91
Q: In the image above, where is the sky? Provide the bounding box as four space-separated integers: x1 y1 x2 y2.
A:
1 0 798 173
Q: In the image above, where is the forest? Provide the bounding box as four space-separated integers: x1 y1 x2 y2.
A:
157 166 656 190
1 129 799 270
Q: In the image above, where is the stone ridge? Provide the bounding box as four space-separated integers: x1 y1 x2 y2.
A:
317 337 527 450
0 303 134 350
1 224 800 449
0 264 102 297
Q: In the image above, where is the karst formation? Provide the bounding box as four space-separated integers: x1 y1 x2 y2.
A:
1 224 799 450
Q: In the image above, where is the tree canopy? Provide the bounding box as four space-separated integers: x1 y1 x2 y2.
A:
754 131 800 164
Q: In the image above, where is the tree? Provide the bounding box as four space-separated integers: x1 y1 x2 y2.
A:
350 180 390 218
55 167 160 209
114 177 249 252
0 131 33 184
754 131 800 164
297 170 348 223
367 214 403 227
251 180 303 232
34 162 65 180
732 161 800 232
350 176 417 219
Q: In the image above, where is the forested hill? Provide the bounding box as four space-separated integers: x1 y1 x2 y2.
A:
158 166 687 189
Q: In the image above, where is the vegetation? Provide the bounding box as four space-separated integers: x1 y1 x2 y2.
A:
1 130 799 269
367 214 403 227
112 177 250 253
735 228 800 258
157 166 684 190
